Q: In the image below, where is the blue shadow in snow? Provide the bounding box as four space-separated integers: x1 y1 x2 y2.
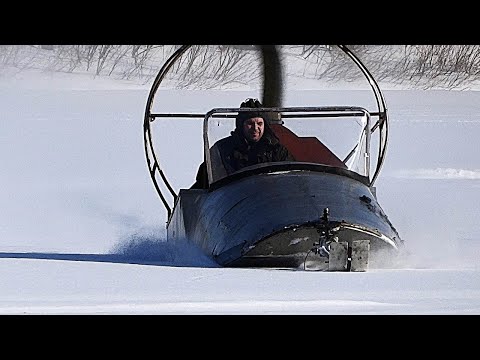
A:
0 238 221 268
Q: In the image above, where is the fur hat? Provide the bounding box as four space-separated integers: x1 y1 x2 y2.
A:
235 98 264 128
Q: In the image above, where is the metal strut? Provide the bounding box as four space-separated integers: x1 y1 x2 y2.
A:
308 207 371 272
311 208 339 257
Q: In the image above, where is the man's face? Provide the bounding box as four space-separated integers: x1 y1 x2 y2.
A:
242 117 264 142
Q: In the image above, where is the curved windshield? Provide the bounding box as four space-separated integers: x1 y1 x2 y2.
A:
205 106 371 185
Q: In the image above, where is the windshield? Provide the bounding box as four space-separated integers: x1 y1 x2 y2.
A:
205 106 371 185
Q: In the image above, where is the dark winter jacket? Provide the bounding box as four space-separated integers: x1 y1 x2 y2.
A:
216 128 293 174
192 127 294 189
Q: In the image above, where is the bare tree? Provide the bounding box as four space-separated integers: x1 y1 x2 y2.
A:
2 45 480 90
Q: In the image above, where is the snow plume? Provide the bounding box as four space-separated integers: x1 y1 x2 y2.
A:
392 225 480 270
392 168 480 180
110 227 220 268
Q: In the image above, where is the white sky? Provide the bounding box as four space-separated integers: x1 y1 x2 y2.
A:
1 67 480 315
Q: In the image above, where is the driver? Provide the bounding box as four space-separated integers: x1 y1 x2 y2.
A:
191 98 294 189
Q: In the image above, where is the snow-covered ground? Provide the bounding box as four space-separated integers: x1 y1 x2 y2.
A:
1 62 480 315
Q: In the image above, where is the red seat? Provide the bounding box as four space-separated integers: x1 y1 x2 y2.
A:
270 124 347 169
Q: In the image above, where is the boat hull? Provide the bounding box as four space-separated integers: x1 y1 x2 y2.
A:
167 169 402 269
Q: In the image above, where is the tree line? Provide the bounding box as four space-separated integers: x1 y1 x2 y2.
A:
1 45 479 89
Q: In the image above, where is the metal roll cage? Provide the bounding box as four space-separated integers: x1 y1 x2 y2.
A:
143 45 389 219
